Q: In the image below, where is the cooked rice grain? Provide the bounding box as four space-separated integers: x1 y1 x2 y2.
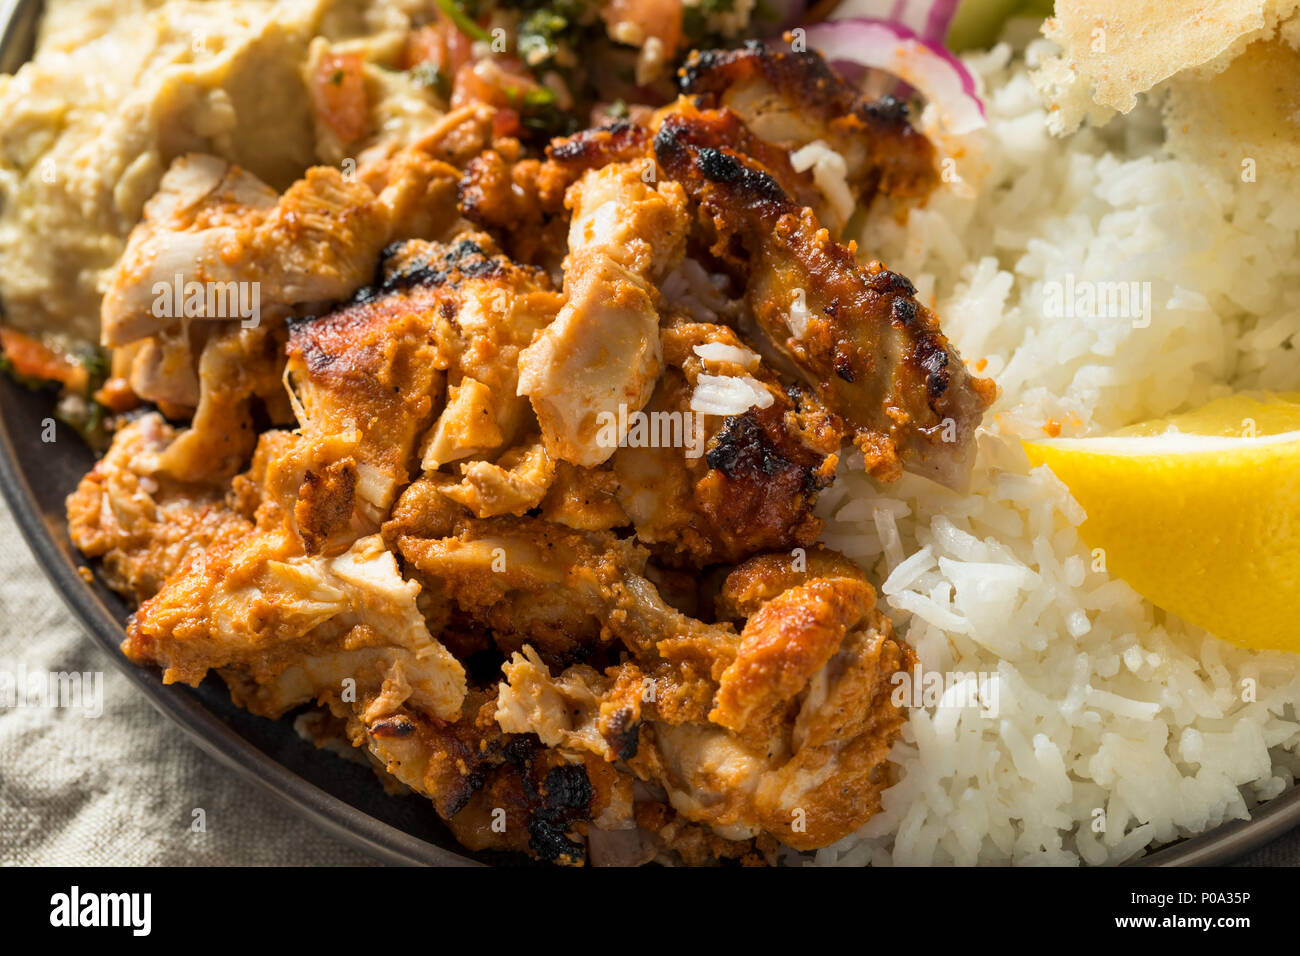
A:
812 35 1300 866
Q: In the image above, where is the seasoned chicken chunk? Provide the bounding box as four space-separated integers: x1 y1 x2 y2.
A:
457 147 569 269
537 460 629 532
65 413 253 603
102 155 388 348
491 546 914 850
613 318 842 565
123 422 467 723
379 238 563 474
125 530 466 722
97 144 466 489
390 492 661 666
679 41 940 216
287 286 444 531
432 440 556 518
654 108 996 487
458 121 653 272
287 234 559 529
100 142 466 435
150 322 291 482
517 159 690 467
351 689 635 866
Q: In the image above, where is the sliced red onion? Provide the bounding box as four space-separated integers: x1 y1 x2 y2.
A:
802 18 986 135
825 0 961 44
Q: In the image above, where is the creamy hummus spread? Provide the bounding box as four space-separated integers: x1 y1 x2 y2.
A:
0 0 439 346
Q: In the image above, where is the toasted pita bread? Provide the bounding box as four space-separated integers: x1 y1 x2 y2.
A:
1031 0 1300 133
1165 29 1300 174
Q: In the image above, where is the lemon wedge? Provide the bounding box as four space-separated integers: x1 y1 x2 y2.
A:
1023 393 1300 652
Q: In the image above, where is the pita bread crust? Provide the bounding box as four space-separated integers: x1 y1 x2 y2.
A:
1165 31 1300 174
1030 0 1300 133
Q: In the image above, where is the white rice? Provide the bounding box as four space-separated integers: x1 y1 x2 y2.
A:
792 139 857 224
692 341 760 369
811 33 1300 866
690 373 774 416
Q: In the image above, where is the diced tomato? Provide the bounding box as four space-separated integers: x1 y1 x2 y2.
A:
443 17 475 73
451 61 496 110
492 108 522 138
310 50 370 144
602 0 684 56
0 326 89 392
402 17 474 74
452 57 548 124
93 376 142 414
403 25 443 70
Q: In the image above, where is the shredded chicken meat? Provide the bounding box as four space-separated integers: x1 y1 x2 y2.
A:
65 37 995 866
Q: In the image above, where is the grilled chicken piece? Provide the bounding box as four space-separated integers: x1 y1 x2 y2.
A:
679 42 940 215
659 102 831 220
613 318 842 564
150 322 291 482
289 234 560 528
492 547 914 850
124 421 466 722
121 326 202 411
546 122 655 178
101 147 465 487
431 439 556 518
517 159 690 467
457 146 570 268
103 156 378 347
389 490 672 666
286 279 445 532
381 238 562 475
124 529 466 723
714 546 870 619
633 622 909 850
654 109 996 487
457 121 650 270
115 314 295 485
358 142 475 245
538 460 629 532
350 689 636 866
102 145 464 347
65 413 253 603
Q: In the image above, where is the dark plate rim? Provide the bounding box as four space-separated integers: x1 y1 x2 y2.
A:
2 0 1298 869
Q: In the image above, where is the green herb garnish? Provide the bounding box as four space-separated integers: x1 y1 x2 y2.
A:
434 0 492 43
408 61 452 98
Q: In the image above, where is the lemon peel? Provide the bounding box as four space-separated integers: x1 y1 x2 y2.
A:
1024 393 1300 652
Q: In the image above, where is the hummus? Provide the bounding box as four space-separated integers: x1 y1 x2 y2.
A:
0 0 438 346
